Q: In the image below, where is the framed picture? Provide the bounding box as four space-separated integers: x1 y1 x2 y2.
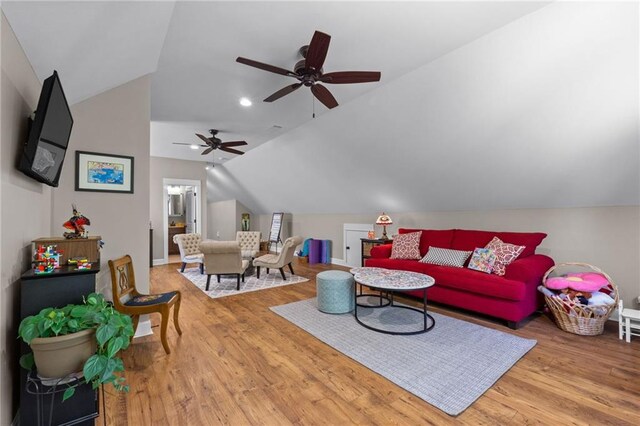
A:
75 151 134 193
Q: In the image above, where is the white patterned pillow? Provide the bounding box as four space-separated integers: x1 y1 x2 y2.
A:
390 231 422 260
485 237 525 276
420 247 472 268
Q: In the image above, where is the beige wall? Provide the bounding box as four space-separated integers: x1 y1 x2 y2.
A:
0 13 52 424
207 199 238 241
149 156 207 260
51 75 152 296
259 206 640 307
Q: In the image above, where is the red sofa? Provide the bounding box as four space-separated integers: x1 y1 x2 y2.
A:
365 228 554 328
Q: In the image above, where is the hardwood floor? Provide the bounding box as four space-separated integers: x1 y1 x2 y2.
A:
101 260 640 425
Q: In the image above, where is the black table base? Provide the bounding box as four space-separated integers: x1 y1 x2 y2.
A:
354 285 435 335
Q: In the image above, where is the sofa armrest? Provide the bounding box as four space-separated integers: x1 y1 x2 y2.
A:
370 244 393 259
504 254 555 284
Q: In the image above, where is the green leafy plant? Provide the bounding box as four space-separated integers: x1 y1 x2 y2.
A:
18 293 135 401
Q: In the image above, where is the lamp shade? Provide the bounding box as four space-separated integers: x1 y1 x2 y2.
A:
375 213 393 225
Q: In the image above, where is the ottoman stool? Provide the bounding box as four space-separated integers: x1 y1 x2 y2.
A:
316 270 355 314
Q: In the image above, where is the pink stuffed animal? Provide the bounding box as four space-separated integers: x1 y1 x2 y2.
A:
545 272 608 293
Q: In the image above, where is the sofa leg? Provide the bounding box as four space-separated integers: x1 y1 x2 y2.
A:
288 263 294 275
217 274 221 283
180 262 187 273
236 274 240 291
206 275 211 291
507 321 520 330
256 267 261 279
199 263 204 275
266 268 270 274
242 273 245 282
279 268 286 281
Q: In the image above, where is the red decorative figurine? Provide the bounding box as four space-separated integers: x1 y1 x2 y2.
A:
63 204 91 239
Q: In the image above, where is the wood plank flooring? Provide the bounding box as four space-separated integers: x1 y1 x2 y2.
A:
101 260 640 425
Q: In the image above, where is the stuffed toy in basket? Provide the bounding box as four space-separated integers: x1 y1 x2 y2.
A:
539 262 618 336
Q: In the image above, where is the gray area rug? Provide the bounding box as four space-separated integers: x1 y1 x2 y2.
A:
270 297 536 416
180 267 309 299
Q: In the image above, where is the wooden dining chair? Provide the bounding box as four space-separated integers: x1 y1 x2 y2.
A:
108 255 182 354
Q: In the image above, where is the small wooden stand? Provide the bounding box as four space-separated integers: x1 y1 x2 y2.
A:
32 236 102 265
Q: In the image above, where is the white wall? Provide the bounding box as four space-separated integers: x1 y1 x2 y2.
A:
51 75 152 296
207 199 237 241
0 13 53 424
209 2 638 215
149 156 207 260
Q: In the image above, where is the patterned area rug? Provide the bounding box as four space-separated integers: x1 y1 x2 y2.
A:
271 298 536 416
179 267 309 299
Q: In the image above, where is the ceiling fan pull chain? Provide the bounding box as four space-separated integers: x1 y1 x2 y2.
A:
312 94 316 119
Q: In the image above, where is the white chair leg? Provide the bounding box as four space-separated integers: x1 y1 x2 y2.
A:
626 318 631 343
619 317 624 340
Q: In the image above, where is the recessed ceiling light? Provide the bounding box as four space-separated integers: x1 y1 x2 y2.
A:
190 144 199 150
239 97 252 107
205 165 210 170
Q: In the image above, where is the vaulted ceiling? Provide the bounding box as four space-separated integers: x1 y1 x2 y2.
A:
3 1 549 164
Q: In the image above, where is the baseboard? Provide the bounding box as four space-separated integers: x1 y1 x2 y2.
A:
331 258 348 267
134 318 153 338
152 258 166 266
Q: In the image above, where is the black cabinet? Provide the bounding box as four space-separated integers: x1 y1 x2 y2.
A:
20 266 100 426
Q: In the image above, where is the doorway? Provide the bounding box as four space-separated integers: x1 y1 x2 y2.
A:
163 178 202 264
343 223 374 268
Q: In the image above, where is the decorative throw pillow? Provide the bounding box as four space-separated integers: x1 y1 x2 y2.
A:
468 248 496 274
419 247 472 268
390 231 422 260
485 236 525 276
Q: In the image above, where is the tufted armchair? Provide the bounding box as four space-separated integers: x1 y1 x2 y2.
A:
200 240 249 291
236 231 261 259
253 236 303 281
173 233 204 273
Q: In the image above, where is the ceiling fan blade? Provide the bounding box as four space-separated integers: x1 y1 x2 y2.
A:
236 57 296 77
311 84 338 109
219 147 245 155
264 83 303 102
305 31 331 71
201 147 214 155
196 133 212 145
220 141 248 147
320 71 381 84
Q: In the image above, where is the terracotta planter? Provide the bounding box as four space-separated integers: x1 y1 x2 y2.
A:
30 329 96 379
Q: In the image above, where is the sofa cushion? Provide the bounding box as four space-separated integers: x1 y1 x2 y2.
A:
467 248 496 274
390 231 422 260
485 237 525 276
398 228 455 256
420 247 471 268
451 229 546 258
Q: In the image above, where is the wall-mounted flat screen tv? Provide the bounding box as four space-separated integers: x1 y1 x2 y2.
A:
18 70 73 187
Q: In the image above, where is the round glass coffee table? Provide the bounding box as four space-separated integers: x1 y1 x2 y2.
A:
350 267 436 335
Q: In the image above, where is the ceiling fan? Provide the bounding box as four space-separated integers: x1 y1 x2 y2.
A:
236 30 381 110
173 129 247 156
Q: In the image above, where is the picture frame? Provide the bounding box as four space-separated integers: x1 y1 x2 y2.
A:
75 151 134 193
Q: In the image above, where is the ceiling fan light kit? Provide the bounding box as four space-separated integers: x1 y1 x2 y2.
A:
236 30 381 110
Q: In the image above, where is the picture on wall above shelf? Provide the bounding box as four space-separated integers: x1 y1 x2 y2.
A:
75 151 134 193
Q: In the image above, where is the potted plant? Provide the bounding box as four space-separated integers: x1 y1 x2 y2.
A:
18 292 135 400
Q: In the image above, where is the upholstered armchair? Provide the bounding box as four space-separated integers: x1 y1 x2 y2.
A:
173 233 204 273
253 236 303 280
200 240 249 291
236 231 261 259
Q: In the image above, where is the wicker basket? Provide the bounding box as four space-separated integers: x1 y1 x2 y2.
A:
542 262 618 336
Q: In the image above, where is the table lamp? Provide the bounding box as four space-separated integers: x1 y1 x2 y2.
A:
376 213 393 240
